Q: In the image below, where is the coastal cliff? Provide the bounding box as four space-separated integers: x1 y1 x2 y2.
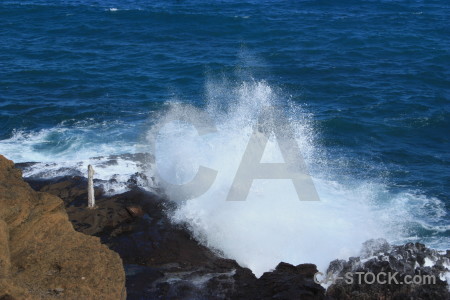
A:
0 155 126 299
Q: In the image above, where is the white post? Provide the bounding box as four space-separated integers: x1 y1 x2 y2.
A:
88 165 95 208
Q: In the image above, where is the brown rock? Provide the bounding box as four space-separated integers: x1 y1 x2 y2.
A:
125 205 145 218
0 155 126 299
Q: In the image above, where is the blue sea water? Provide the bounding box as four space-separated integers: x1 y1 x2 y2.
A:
0 0 449 273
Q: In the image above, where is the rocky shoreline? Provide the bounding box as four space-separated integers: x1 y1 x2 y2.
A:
1 155 449 299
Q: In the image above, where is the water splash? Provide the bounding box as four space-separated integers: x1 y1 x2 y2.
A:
147 79 435 276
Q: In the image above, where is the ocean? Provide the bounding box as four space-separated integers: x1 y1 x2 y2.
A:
0 0 449 276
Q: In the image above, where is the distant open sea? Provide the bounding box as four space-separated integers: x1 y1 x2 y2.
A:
0 0 448 274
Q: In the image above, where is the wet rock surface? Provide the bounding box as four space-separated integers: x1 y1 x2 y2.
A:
27 175 327 299
326 238 450 300
233 263 327 300
15 162 450 300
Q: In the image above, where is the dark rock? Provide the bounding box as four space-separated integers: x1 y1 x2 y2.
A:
126 172 152 189
59 186 327 300
24 175 103 207
14 161 38 170
326 239 450 300
17 156 450 300
231 263 326 300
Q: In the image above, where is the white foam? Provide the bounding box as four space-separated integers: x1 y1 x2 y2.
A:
0 119 155 195
0 119 137 163
147 79 449 277
17 155 154 195
440 259 450 291
0 78 447 277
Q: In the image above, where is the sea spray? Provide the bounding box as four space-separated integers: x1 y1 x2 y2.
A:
146 79 398 276
0 77 446 273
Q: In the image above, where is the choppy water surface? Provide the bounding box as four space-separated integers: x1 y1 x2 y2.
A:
0 0 448 274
